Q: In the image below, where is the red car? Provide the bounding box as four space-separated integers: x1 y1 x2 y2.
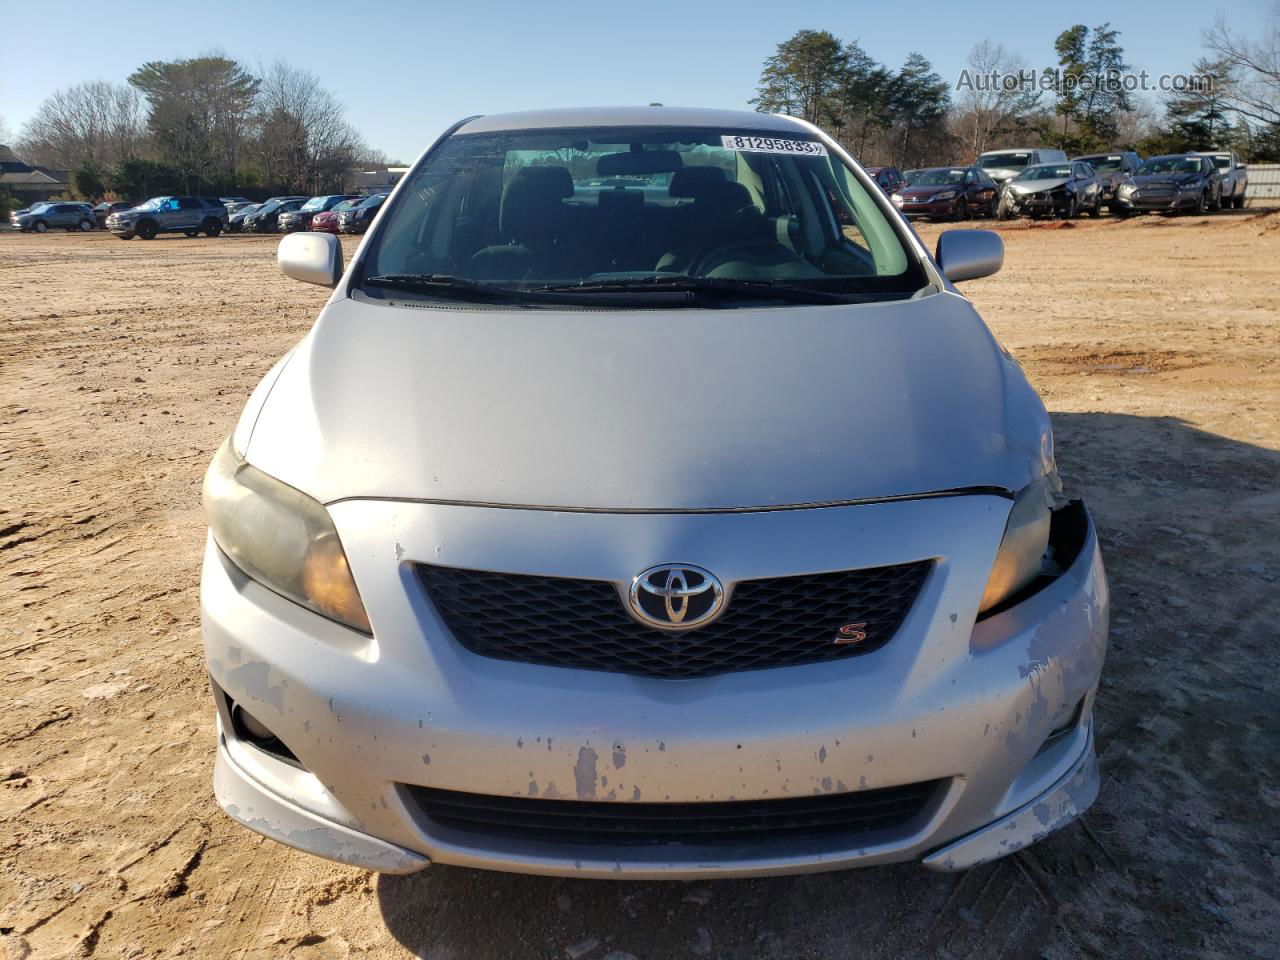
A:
891 166 1000 221
309 198 362 234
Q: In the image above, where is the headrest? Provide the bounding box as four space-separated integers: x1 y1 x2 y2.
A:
596 150 684 176
668 166 728 198
500 166 573 240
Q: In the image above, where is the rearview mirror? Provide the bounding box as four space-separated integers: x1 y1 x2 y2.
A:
278 232 343 287
935 229 1003 283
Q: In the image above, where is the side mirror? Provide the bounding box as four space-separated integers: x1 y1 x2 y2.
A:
278 232 343 287
1237 163 1248 172
936 229 1003 283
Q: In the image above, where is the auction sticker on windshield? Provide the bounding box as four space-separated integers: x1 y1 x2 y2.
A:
721 135 828 156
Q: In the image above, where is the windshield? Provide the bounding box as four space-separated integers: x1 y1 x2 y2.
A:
333 199 361 212
1138 157 1201 176
1018 164 1071 181
1080 156 1125 173
362 125 923 304
979 152 1030 170
300 197 328 211
905 168 966 187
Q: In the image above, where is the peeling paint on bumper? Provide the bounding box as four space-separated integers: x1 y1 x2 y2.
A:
214 734 429 874
920 725 1100 871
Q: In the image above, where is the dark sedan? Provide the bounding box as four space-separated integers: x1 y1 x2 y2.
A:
337 193 388 234
243 197 308 233
865 165 906 195
278 194 360 233
1072 151 1141 210
891 166 999 220
1112 155 1222 215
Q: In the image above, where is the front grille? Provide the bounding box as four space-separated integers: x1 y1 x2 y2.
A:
405 780 942 846
418 560 930 680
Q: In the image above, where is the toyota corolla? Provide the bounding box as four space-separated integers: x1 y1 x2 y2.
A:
200 106 1108 879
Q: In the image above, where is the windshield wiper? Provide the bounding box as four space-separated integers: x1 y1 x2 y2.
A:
364 273 535 303
530 275 879 305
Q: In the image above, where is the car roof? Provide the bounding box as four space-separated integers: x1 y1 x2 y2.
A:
455 106 808 135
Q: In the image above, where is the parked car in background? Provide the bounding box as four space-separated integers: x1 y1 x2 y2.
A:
10 201 96 233
243 197 307 233
310 198 362 234
225 201 258 216
220 196 253 207
278 195 361 233
93 201 135 228
1001 161 1102 219
1072 152 1141 211
865 165 906 195
1197 151 1248 209
107 196 229 239
204 105 1108 881
1113 155 1223 216
227 204 262 232
977 148 1069 186
892 166 999 220
337 193 388 234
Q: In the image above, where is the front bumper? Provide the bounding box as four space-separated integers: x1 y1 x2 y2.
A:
202 495 1108 878
1113 192 1198 212
896 198 958 219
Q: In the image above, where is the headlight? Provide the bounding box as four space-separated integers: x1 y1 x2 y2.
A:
934 191 958 201
203 438 372 633
1118 184 1134 195
979 472 1060 614
1179 179 1201 191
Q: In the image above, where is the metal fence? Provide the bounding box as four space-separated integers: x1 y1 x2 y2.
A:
1247 163 1280 202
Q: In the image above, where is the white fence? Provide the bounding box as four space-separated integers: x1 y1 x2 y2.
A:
1247 163 1280 202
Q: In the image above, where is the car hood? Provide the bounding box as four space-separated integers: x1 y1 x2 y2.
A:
898 185 960 199
1128 173 1195 188
243 292 1053 509
1009 177 1069 194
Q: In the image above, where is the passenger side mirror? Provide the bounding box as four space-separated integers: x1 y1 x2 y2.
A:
936 229 1003 283
278 232 343 287
1237 163 1248 171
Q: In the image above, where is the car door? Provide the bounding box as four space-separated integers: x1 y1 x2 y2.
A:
178 197 203 229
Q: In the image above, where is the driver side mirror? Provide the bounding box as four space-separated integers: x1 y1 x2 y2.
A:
278 232 343 287
936 229 1003 283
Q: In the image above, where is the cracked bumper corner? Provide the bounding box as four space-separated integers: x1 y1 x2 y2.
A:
920 727 1099 872
213 738 430 874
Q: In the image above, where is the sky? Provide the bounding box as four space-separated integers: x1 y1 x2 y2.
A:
1 0 1273 162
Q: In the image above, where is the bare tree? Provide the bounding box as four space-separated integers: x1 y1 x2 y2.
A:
1204 11 1280 127
16 82 146 171
254 62 367 193
952 41 1043 158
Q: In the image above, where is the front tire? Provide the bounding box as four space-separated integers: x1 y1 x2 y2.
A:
1089 195 1102 218
136 220 158 240
1234 193 1245 209
1193 191 1207 215
1060 195 1077 220
953 198 968 222
204 220 222 238
33 220 48 233
78 219 93 232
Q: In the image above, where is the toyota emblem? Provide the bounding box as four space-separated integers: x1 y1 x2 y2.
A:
627 564 725 631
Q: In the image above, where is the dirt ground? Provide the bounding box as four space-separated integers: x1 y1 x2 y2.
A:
2 210 1278 960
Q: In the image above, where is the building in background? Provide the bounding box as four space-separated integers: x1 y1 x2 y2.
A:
347 165 409 195
0 146 71 206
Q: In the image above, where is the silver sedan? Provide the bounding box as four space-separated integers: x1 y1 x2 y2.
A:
200 106 1107 879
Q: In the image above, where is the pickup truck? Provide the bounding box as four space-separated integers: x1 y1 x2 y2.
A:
1199 152 1248 208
